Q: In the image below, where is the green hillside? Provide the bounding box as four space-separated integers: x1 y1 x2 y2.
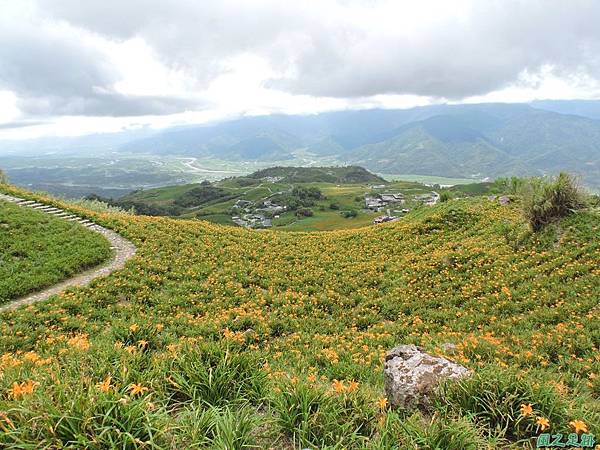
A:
0 183 598 448
109 166 439 231
0 199 111 304
247 166 386 183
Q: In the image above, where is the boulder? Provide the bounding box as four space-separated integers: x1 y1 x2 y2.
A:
383 344 470 410
498 196 511 205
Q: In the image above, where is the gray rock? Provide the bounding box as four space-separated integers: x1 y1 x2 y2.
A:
498 196 511 205
440 342 457 354
384 344 470 410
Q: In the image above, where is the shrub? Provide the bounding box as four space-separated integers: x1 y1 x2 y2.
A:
375 412 492 450
174 405 260 449
436 367 570 441
296 208 314 217
271 380 376 448
493 176 526 195
0 168 7 184
439 191 452 203
166 343 267 407
329 202 340 210
341 209 358 218
521 172 585 231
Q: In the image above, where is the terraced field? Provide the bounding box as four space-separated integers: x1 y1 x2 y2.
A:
0 184 598 448
0 198 112 305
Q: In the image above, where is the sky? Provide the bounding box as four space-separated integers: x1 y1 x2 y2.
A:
1 0 600 139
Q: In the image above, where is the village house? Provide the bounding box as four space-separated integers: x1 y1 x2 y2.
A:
233 199 253 209
365 192 405 210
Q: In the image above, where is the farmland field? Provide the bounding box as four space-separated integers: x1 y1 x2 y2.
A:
0 184 598 448
0 200 112 304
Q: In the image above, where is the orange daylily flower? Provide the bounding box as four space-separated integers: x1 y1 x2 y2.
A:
7 380 37 399
569 419 588 433
96 376 112 393
536 416 550 431
332 379 345 393
520 403 533 417
128 383 149 396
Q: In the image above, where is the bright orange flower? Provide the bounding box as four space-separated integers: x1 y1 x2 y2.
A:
7 380 37 399
536 416 550 431
569 419 588 433
346 380 359 393
377 397 388 410
520 403 533 417
128 383 149 396
332 379 345 393
96 376 112 393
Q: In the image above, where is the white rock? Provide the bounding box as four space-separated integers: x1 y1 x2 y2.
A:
384 344 470 410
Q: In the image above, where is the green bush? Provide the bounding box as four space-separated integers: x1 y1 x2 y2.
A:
0 168 7 184
296 208 314 217
341 209 358 218
174 405 260 449
374 412 492 450
521 172 585 231
271 381 375 448
436 367 570 441
166 343 267 407
439 191 452 203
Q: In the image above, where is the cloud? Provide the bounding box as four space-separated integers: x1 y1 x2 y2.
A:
3 0 600 129
31 0 600 100
0 120 49 130
0 9 203 117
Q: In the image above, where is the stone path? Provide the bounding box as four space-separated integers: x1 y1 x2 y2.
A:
0 192 137 312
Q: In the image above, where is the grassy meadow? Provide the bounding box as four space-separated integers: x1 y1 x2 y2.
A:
0 200 112 304
121 177 438 232
0 184 598 448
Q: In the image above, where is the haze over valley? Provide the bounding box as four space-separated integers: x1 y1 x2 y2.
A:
3 100 600 197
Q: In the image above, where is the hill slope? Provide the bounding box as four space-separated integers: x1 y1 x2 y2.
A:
0 198 111 304
0 184 598 447
247 166 386 183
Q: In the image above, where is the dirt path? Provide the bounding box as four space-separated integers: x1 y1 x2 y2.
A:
0 193 136 312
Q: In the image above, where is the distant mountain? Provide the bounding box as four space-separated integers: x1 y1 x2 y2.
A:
114 103 600 188
347 104 600 184
532 99 600 120
3 101 600 190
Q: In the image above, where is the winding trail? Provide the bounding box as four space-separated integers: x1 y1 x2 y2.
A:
0 193 137 312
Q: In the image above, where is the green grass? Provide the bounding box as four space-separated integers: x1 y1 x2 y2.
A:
0 200 112 304
0 184 598 448
122 177 437 231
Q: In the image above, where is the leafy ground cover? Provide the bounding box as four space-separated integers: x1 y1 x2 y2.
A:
0 200 112 304
0 184 598 448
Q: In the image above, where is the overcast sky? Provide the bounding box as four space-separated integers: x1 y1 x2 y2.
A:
1 0 600 139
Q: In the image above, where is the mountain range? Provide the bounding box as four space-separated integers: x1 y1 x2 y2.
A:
2 100 600 189
118 102 600 187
